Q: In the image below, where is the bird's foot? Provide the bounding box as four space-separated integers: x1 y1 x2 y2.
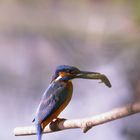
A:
49 118 66 131
52 117 66 123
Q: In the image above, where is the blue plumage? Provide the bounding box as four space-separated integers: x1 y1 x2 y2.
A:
36 123 42 140
34 81 71 140
36 82 69 123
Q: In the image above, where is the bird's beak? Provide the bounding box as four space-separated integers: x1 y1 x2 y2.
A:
76 71 112 88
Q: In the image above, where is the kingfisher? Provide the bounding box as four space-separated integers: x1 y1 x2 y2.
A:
33 65 111 140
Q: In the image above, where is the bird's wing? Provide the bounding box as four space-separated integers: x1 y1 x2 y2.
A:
35 81 69 123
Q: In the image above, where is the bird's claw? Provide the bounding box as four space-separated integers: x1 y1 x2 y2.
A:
52 118 66 123
49 118 66 131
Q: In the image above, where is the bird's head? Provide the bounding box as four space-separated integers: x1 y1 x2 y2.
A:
51 65 111 88
52 65 80 82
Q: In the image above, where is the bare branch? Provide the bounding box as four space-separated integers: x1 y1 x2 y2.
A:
14 102 140 136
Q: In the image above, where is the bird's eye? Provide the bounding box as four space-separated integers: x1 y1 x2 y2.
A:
66 69 70 73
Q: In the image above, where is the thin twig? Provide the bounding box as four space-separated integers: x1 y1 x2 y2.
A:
14 102 140 136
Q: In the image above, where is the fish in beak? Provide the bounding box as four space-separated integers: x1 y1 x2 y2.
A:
76 71 112 88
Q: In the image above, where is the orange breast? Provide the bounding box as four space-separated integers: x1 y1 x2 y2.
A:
42 81 73 129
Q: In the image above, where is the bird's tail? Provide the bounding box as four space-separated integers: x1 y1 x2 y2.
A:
36 124 42 140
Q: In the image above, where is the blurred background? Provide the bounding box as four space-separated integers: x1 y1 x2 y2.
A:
0 0 140 140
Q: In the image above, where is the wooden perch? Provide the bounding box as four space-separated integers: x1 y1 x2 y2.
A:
14 102 140 136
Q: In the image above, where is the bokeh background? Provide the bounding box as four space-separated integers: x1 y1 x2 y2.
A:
0 0 140 140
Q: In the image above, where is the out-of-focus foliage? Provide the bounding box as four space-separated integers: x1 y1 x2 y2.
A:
128 0 140 25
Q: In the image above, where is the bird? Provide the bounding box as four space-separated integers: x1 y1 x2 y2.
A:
33 65 111 140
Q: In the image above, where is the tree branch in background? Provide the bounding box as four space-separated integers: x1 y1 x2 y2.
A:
14 102 140 136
